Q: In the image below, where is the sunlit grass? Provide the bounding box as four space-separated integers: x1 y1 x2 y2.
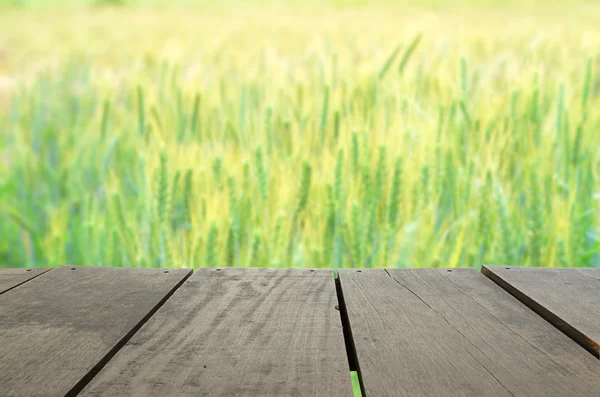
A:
351 371 362 396
0 3 598 270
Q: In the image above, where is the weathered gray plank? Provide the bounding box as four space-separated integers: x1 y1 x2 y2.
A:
0 268 50 295
482 265 600 358
0 265 192 397
339 268 599 397
80 268 353 397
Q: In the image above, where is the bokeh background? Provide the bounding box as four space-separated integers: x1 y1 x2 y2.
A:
1 0 598 270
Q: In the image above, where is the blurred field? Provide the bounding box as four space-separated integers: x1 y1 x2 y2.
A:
0 2 598 270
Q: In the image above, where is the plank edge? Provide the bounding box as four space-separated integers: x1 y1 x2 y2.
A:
481 265 599 359
65 268 194 397
0 268 52 296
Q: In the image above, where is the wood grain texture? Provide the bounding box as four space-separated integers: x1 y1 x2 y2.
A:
0 265 191 397
339 268 599 397
482 265 600 358
80 268 353 397
0 268 50 295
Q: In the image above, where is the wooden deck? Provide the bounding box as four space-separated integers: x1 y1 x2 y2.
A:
0 265 598 397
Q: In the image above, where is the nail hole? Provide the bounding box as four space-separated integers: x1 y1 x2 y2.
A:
447 269 452 272
26 269 32 272
310 269 315 272
71 267 76 270
357 270 362 272
216 268 221 271
164 270 169 273
505 267 510 269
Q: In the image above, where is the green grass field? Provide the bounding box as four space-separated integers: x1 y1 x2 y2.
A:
0 1 598 272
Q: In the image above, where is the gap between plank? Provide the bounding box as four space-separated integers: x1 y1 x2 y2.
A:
481 266 599 359
65 269 194 396
0 268 52 296
334 273 367 397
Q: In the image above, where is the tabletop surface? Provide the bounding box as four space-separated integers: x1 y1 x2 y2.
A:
1 265 598 397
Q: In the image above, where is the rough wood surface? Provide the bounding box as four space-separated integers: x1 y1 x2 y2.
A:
80 268 353 397
0 265 191 397
0 268 50 295
339 268 599 397
483 265 600 358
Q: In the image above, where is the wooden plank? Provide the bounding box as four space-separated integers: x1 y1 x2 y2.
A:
482 265 600 358
79 268 353 397
0 265 192 397
0 268 50 295
339 268 599 397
